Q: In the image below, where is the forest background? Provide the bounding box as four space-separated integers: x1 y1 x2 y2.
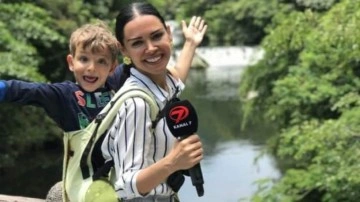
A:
1 0 359 201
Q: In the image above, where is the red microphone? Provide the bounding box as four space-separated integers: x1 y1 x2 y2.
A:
165 99 204 197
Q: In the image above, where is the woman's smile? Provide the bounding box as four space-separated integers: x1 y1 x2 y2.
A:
145 55 162 63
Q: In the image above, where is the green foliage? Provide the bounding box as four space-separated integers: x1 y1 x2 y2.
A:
255 108 360 201
161 0 339 46
240 0 360 127
0 3 65 45
0 104 62 168
240 0 360 201
0 2 67 168
239 10 321 127
0 3 66 81
204 0 282 45
276 0 360 125
0 21 42 80
171 0 211 20
156 0 279 45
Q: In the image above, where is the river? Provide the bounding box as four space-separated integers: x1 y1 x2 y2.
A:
0 47 281 202
177 57 281 202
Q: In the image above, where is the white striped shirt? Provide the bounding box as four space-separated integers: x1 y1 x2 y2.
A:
101 68 185 200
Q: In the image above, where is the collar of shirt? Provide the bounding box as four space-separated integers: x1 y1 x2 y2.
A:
128 68 185 105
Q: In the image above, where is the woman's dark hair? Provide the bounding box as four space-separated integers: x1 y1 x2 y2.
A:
115 2 166 46
115 1 167 79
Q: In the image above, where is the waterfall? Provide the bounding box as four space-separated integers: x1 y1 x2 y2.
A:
166 20 264 68
196 46 264 67
171 46 264 68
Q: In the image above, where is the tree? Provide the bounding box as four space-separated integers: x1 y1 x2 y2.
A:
204 0 283 45
0 2 66 168
240 0 360 200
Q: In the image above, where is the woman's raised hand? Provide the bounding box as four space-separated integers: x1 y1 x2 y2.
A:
181 16 208 46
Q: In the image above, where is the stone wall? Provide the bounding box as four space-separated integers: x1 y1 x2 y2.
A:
0 194 44 202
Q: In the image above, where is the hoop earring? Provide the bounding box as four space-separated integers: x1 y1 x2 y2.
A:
123 56 132 65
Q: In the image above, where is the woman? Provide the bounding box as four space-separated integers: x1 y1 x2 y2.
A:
101 2 206 201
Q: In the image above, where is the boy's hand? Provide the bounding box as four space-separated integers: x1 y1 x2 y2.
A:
181 16 208 46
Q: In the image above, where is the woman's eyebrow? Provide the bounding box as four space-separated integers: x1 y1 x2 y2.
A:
127 36 142 42
127 28 163 42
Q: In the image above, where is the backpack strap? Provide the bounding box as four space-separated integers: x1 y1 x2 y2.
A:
92 160 114 180
80 86 159 179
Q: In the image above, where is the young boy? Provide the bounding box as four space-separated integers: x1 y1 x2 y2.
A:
0 21 121 132
0 17 207 132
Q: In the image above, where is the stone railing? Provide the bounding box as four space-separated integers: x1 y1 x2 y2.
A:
0 194 44 202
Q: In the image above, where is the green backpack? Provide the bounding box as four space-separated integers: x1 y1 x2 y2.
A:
62 85 159 202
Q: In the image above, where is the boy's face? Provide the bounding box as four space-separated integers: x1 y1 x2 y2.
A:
67 46 116 92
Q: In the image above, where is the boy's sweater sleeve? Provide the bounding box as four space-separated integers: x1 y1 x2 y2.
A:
4 80 54 103
0 80 67 112
0 80 71 128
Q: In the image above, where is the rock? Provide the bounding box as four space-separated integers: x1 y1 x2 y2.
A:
0 194 44 202
169 51 209 69
191 53 209 69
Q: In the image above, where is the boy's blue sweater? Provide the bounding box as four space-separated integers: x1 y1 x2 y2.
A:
0 65 124 132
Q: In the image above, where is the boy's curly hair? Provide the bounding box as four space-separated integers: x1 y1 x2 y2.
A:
69 20 120 62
